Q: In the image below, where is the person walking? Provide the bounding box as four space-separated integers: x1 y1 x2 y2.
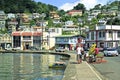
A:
76 44 84 64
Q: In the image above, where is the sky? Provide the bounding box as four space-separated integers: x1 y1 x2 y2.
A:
35 0 115 11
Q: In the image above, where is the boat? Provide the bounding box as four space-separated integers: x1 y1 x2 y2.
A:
60 57 69 60
49 62 66 69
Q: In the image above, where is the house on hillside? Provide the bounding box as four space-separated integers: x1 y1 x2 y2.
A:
67 10 82 16
91 10 101 16
49 11 61 24
62 21 79 34
0 11 6 30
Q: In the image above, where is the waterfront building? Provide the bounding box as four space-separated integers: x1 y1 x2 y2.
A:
0 33 12 49
55 35 85 51
12 28 42 50
86 20 120 48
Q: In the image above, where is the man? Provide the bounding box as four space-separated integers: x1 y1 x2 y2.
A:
76 44 83 64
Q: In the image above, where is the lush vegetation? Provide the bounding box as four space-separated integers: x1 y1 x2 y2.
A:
1 0 120 35
0 0 58 13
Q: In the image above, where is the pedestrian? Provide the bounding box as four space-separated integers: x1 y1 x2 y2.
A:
93 46 99 62
76 44 84 64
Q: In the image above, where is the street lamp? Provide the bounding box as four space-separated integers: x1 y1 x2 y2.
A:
48 29 50 50
40 13 46 50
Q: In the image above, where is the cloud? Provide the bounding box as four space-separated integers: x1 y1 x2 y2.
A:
81 0 97 10
59 1 79 11
59 0 108 11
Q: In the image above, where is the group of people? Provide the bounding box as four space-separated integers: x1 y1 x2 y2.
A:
76 44 99 64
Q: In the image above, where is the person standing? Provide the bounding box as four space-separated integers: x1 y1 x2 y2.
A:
76 44 83 64
93 46 99 62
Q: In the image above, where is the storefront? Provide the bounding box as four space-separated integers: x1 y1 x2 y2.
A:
12 31 42 50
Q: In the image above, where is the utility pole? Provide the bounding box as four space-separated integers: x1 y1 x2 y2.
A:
40 13 46 50
110 17 114 47
78 18 83 35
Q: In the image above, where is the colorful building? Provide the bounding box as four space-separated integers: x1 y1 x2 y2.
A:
86 20 120 48
12 28 42 50
67 10 82 16
55 35 85 51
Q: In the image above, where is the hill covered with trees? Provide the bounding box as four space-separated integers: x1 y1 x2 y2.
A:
0 0 58 13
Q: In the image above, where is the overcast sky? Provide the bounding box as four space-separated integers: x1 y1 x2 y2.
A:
35 0 115 11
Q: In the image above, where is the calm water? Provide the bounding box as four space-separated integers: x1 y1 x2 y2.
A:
0 53 68 80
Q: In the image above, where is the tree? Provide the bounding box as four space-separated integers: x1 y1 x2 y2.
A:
93 4 102 10
73 3 86 13
48 19 54 28
58 10 66 17
0 28 7 34
47 4 58 11
30 20 36 27
89 18 98 30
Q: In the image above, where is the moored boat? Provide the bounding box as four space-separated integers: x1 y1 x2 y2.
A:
49 62 66 69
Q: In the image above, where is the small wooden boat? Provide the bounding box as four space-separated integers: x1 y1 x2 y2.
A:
60 57 69 60
49 62 66 69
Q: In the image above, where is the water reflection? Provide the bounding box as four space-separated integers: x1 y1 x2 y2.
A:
0 53 68 80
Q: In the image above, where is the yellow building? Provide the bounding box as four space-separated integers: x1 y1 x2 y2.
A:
0 33 12 49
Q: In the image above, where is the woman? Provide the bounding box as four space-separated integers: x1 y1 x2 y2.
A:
76 44 84 64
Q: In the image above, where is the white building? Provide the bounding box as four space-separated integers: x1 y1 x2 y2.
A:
86 20 120 48
43 28 62 50
0 11 6 30
62 21 79 33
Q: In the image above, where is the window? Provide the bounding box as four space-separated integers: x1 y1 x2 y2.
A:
99 31 105 38
13 36 21 47
33 36 41 47
117 31 120 38
108 42 113 47
91 32 94 40
109 31 112 38
87 33 89 39
56 38 61 42
51 29 55 32
64 38 68 42
103 31 105 37
23 36 31 40
99 32 102 38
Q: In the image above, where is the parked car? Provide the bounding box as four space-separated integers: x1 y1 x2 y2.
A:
55 47 65 52
28 46 39 50
103 48 119 56
116 46 120 54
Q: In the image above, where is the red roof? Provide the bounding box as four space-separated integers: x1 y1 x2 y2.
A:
12 31 42 36
68 10 82 15
12 31 21 36
21 32 32 36
33 32 42 36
